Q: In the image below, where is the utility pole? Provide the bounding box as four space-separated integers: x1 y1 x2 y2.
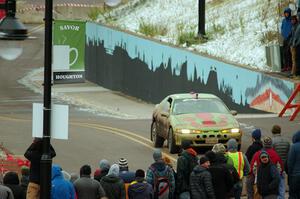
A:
198 0 206 37
40 0 53 198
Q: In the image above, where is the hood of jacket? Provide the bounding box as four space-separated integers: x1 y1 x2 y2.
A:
284 7 292 18
292 130 300 143
129 180 149 193
101 175 122 184
150 161 167 172
192 165 206 174
52 164 63 180
3 172 19 185
215 152 227 164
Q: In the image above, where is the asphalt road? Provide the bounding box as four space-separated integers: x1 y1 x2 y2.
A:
1 24 300 174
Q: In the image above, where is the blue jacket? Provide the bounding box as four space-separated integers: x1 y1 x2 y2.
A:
288 131 300 176
128 177 153 199
281 8 292 40
51 165 75 199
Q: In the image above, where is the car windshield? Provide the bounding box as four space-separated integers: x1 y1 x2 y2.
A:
172 98 230 115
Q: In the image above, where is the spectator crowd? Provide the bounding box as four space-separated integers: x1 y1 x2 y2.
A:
0 124 300 199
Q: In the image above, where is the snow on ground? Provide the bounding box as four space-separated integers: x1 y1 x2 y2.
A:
100 0 284 71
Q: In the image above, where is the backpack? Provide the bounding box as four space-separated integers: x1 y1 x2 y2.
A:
150 166 172 199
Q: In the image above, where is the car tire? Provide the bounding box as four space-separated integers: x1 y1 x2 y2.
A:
168 128 180 154
151 121 164 147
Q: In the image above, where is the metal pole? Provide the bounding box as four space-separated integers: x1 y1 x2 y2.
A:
40 0 53 198
198 0 206 36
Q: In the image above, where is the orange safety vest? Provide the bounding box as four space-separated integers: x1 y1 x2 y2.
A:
227 151 244 179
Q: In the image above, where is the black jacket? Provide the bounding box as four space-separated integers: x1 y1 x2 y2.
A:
100 175 126 199
24 140 56 184
3 172 26 199
190 165 215 199
245 141 263 163
257 162 280 197
208 162 233 199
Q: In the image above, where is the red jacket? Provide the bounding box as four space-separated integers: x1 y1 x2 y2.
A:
250 148 283 175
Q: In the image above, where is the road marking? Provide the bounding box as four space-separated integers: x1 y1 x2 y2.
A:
28 24 44 34
0 115 177 163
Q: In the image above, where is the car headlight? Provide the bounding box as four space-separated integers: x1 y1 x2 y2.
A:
230 128 240 133
176 129 191 134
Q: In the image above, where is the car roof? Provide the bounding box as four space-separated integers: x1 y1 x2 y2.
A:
169 93 220 100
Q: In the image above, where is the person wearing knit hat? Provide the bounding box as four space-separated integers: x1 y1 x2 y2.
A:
118 157 135 183
262 136 273 148
212 143 226 154
190 155 215 199
100 164 126 199
226 138 250 199
95 159 110 182
271 125 290 199
252 129 262 140
128 169 153 199
152 149 162 162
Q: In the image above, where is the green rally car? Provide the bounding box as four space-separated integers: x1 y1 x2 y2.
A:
150 93 242 154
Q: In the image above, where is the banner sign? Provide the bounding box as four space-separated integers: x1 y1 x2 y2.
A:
53 20 85 83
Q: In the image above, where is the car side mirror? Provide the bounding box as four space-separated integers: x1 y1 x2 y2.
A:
230 110 238 116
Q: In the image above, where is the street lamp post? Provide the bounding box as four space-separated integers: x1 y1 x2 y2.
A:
198 0 206 37
40 0 53 198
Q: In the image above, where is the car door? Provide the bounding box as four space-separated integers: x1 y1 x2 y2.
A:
160 97 172 139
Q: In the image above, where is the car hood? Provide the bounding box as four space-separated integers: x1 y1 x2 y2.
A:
171 113 239 130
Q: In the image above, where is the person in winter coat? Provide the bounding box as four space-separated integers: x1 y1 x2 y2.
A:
226 139 250 199
95 159 111 182
3 171 26 199
205 151 234 199
0 184 14 199
20 166 29 196
74 164 106 199
281 7 293 72
245 129 263 199
176 140 198 198
250 137 283 199
24 138 56 199
289 15 299 77
212 144 240 198
51 164 76 199
190 156 215 199
256 151 280 199
118 158 135 183
100 164 126 199
128 169 153 199
291 14 300 77
146 149 175 199
287 130 300 199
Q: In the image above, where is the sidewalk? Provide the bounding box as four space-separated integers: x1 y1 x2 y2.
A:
19 68 155 120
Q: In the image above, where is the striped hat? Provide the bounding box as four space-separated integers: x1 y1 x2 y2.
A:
118 158 128 169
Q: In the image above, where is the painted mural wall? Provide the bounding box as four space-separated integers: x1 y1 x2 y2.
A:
85 22 294 113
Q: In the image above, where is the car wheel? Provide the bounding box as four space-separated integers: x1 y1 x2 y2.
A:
151 121 164 147
168 128 180 154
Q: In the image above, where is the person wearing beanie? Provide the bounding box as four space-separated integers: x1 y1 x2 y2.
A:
74 164 106 199
212 143 226 154
95 159 111 182
100 164 126 199
51 164 75 199
246 129 263 163
287 130 300 199
20 166 30 193
176 140 198 198
3 171 26 199
190 156 215 199
128 169 153 199
226 139 250 199
256 151 280 199
249 137 284 199
146 149 175 199
118 158 136 184
245 129 263 198
205 150 234 199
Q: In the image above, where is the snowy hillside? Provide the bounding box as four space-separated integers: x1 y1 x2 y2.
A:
98 0 292 71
